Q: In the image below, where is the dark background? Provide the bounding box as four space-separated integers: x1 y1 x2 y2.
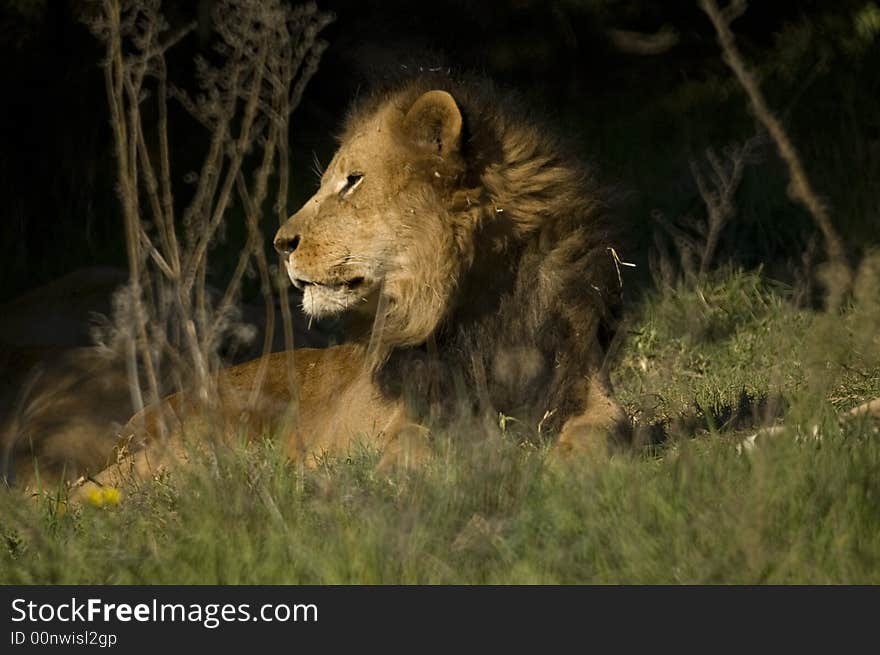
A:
1 0 878 303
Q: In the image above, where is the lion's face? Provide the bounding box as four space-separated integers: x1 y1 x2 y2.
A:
274 90 470 346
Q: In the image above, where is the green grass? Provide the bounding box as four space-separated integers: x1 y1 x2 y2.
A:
2 263 879 584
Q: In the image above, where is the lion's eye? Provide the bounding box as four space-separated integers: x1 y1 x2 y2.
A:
341 172 364 197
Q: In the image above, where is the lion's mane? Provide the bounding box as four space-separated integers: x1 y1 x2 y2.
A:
347 76 624 434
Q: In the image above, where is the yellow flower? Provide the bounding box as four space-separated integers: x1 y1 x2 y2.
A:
102 487 122 505
85 486 122 507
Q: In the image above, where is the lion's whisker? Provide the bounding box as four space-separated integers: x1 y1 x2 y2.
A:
311 151 325 181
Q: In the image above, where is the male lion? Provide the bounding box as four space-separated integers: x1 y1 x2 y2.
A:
74 76 629 494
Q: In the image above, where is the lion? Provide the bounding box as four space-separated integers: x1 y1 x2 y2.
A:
68 76 629 496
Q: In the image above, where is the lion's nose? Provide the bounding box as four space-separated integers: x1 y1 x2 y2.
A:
273 234 300 256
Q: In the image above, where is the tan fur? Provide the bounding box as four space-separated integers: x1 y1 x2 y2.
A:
0 267 332 491
1 347 134 488
72 78 628 498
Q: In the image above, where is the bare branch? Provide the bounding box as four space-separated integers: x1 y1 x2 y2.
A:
698 0 851 304
89 0 330 429
690 135 762 274
607 26 679 56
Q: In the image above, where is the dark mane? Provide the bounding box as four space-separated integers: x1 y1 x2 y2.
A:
352 75 624 436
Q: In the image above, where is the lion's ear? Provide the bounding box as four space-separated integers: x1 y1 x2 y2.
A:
402 90 462 156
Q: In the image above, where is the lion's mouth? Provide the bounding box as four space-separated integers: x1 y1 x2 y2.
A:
288 271 375 318
291 276 366 292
